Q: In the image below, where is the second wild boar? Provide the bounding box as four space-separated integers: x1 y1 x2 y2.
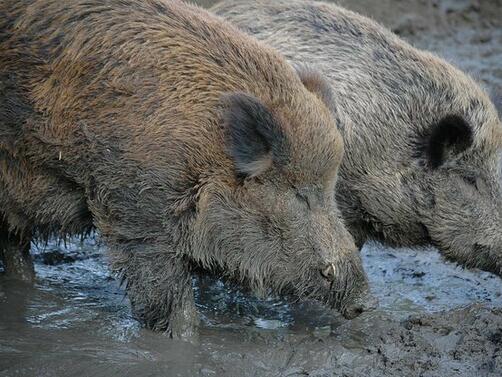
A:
214 0 502 277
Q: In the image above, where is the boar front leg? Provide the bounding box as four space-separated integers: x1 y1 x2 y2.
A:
110 248 198 338
0 222 34 282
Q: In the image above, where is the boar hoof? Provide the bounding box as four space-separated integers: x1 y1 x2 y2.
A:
0 229 35 282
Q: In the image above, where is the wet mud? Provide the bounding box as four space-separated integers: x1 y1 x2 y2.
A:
1 239 501 377
1 0 502 376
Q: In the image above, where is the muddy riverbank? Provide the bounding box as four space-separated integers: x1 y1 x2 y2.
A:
1 239 501 377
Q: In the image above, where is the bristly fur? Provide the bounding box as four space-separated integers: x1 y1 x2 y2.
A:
214 0 502 277
0 0 370 337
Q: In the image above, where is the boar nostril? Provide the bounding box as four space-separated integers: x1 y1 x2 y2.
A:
343 304 364 319
320 263 336 281
342 294 378 319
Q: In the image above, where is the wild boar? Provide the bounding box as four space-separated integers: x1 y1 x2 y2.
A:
213 0 502 277
0 0 371 337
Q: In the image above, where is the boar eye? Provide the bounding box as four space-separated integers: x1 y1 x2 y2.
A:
462 175 478 189
296 192 311 209
241 175 264 186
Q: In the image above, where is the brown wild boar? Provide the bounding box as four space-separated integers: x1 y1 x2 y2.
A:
214 0 502 277
0 0 372 337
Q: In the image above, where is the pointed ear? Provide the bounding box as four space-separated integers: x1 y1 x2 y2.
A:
222 93 285 178
296 66 335 111
426 115 473 169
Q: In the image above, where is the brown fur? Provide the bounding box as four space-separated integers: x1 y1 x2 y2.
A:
0 0 371 336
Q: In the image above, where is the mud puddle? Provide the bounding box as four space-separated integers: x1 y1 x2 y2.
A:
1 0 502 376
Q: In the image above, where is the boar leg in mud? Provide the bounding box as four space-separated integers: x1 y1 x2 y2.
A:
111 250 198 338
0 223 34 282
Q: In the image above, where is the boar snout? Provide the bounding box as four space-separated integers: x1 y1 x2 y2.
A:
472 244 502 277
341 291 378 319
319 249 376 319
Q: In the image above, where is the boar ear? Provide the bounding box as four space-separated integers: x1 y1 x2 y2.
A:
223 93 284 178
296 66 335 110
426 115 473 169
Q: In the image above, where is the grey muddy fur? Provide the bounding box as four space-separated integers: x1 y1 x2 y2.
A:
213 0 502 277
0 0 372 337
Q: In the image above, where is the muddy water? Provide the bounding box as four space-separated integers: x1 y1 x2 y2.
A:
1 1 502 376
1 239 501 376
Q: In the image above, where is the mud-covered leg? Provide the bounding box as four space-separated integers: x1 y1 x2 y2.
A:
0 223 34 282
110 249 198 338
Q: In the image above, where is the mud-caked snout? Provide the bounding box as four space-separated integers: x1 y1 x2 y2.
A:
317 251 377 319
340 289 378 319
427 211 502 278
426 169 502 279
471 243 502 277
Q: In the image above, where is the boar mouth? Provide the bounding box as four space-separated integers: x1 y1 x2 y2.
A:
316 259 375 319
471 244 501 276
340 293 378 319
432 241 501 277
324 281 377 319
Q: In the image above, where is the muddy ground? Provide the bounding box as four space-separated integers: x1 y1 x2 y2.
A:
1 1 502 376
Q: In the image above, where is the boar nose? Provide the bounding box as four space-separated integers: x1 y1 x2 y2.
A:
320 263 336 281
342 293 378 319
